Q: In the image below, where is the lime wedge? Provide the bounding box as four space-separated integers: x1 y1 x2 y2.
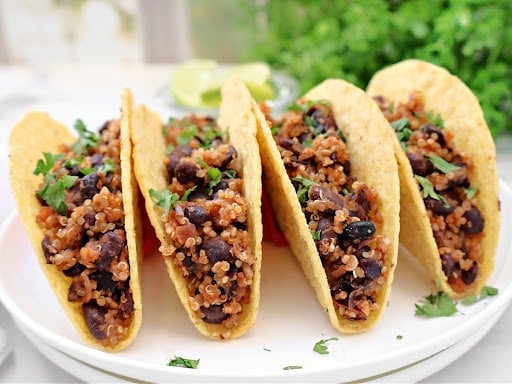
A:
170 59 217 107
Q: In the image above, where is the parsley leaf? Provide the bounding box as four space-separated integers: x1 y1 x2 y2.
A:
463 186 478 200
414 175 444 202
149 188 179 215
34 152 64 176
167 356 200 369
196 158 223 192
391 117 412 150
313 337 338 355
292 175 316 204
71 119 100 155
426 111 445 128
414 291 457 317
98 158 116 175
283 365 302 370
461 286 499 305
426 154 461 174
38 174 78 215
176 124 199 146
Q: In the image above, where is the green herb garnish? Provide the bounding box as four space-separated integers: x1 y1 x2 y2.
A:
196 158 223 192
176 124 199 146
463 186 478 200
34 152 64 176
414 175 443 201
167 356 200 369
391 118 412 150
292 175 316 204
426 154 461 174
149 188 179 215
71 119 100 155
37 174 78 215
98 158 115 175
414 291 458 317
288 99 315 113
313 337 338 355
396 335 403 340
461 286 499 305
426 111 445 128
311 230 321 241
283 365 302 370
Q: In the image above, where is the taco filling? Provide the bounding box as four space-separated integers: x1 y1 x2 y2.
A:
374 91 483 293
34 119 135 347
268 100 390 320
151 115 255 329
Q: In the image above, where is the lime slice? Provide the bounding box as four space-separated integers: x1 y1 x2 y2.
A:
170 59 217 107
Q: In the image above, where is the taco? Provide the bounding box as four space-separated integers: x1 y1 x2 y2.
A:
367 59 500 298
130 78 262 340
8 90 143 351
252 79 400 333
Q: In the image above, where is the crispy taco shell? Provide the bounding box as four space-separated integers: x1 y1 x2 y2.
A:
367 59 500 298
252 79 400 333
8 89 143 351
130 78 262 340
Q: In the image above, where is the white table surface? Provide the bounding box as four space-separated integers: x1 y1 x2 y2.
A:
0 64 511 383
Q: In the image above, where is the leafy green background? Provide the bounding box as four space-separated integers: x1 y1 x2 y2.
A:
238 0 512 138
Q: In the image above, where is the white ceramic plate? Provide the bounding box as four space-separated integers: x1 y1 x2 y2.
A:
0 181 511 383
16 301 505 384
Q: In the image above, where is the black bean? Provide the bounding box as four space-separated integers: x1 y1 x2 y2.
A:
118 287 134 316
188 191 210 201
277 137 294 149
347 287 364 309
63 262 86 277
447 163 469 188
407 152 434 176
461 262 478 285
89 271 117 294
306 108 328 134
212 180 230 194
219 145 237 168
83 211 96 227
320 229 337 243
424 197 454 215
174 159 202 185
95 231 125 271
83 303 107 340
341 221 375 240
353 187 371 217
184 205 210 226
298 131 312 143
167 145 191 178
359 258 381 283
203 237 232 263
90 154 104 168
355 245 371 259
68 172 100 206
41 235 55 263
440 253 455 277
461 206 484 234
421 123 446 146
201 304 228 324
308 185 345 209
317 217 334 231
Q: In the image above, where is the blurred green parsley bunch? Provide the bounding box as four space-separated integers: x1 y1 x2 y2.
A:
239 0 512 137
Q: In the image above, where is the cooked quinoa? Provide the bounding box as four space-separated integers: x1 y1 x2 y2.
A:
35 119 134 347
374 91 484 293
269 100 390 321
154 115 254 331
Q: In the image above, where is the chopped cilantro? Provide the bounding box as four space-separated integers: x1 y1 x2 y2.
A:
461 286 499 305
426 111 445 128
33 152 63 176
292 175 316 204
71 119 100 155
463 186 478 200
283 365 302 370
176 124 199 146
304 115 316 127
223 169 237 179
181 187 196 202
426 154 461 174
391 117 412 150
79 167 95 175
414 291 457 317
196 158 223 192
167 356 200 369
311 230 321 241
288 99 315 113
270 125 280 136
149 188 179 215
37 174 78 215
414 175 444 202
165 144 175 155
313 337 338 355
396 335 403 340
338 129 346 143
98 158 115 175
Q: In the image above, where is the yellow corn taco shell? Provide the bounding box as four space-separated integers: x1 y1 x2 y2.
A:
130 78 262 340
252 79 400 333
367 59 500 298
8 90 143 351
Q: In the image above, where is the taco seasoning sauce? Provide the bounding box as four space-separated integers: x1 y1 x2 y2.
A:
35 119 135 348
374 91 484 293
155 115 254 337
269 100 390 321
